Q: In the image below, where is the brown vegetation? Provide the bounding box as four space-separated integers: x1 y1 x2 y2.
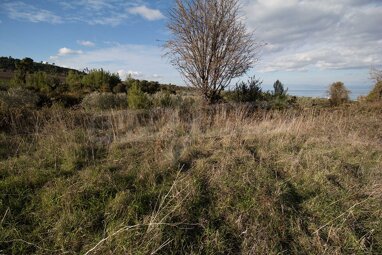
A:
1 100 381 254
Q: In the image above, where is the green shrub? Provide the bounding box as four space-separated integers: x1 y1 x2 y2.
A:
26 71 61 93
82 69 121 92
126 79 160 94
229 76 263 103
127 82 152 109
81 92 128 110
66 70 83 92
273 80 288 98
328 81 350 105
366 81 382 101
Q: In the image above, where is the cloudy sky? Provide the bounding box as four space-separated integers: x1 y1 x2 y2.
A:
0 0 381 92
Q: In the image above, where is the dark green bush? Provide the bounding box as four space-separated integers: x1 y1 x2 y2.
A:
112 83 127 93
273 80 288 98
26 71 61 93
66 70 83 92
126 79 160 94
229 76 263 103
82 69 121 92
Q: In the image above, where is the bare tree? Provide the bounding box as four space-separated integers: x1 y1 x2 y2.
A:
165 0 259 103
370 66 382 82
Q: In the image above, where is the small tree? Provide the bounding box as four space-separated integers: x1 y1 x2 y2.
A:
273 80 287 98
231 76 263 103
127 82 151 109
328 82 350 105
166 0 259 103
10 57 34 87
66 70 83 91
82 69 121 92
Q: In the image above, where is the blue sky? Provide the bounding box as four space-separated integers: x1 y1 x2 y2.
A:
0 0 381 92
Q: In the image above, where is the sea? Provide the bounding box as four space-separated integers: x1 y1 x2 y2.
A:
262 85 374 100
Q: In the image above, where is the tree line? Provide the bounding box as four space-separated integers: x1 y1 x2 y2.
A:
0 56 81 75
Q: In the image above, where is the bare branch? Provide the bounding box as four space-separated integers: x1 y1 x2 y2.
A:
165 0 260 103
370 66 382 83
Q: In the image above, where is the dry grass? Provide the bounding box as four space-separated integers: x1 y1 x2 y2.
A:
0 102 382 254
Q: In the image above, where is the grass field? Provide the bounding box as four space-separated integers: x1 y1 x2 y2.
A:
0 101 381 254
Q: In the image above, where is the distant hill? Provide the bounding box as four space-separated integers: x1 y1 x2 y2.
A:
0 56 193 94
0 56 83 81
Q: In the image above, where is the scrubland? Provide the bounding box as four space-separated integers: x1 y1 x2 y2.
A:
0 100 382 254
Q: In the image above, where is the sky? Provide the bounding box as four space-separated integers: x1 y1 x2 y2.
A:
0 0 381 93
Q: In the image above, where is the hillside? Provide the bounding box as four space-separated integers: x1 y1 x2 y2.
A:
0 56 83 80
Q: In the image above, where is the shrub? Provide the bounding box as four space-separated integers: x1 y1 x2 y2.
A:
0 80 8 91
152 90 182 108
53 94 82 108
82 69 121 92
81 92 128 110
112 83 127 93
127 82 152 109
229 76 263 103
26 71 61 93
366 81 382 102
328 81 350 105
66 70 83 92
273 80 288 98
0 87 39 110
126 79 160 94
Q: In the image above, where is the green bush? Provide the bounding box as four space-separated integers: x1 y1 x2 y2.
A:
26 71 61 93
273 80 288 98
229 76 263 103
366 81 382 101
66 70 83 92
328 81 350 105
127 82 152 109
126 79 160 94
82 69 121 92
81 92 128 110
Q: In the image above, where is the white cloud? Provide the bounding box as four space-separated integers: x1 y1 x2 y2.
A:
3 1 164 26
79 0 113 11
50 44 180 84
57 47 83 56
77 40 95 47
242 0 382 72
117 70 144 80
128 5 165 21
3 2 62 24
152 74 163 79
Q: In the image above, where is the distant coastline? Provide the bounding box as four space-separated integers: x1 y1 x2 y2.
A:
262 85 373 100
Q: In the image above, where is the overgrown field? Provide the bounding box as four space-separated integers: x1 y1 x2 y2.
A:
0 102 381 254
